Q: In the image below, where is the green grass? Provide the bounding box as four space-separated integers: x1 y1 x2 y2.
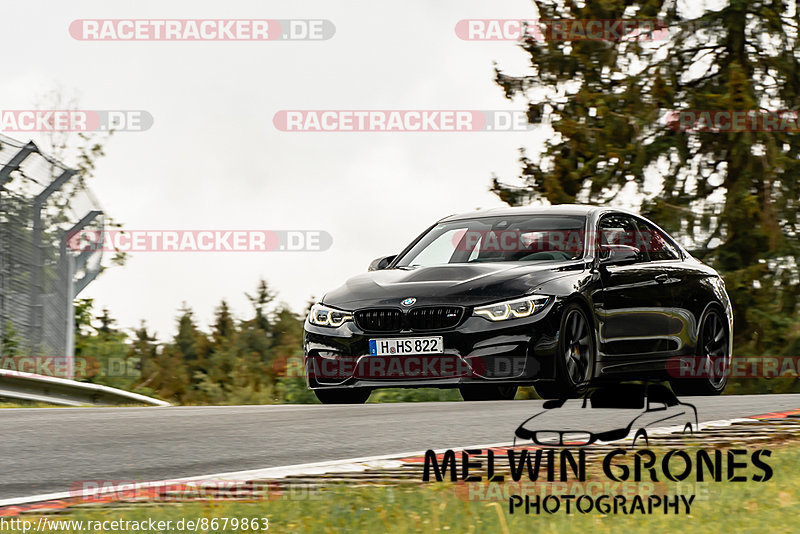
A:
0 401 70 408
21 442 800 533
0 402 153 408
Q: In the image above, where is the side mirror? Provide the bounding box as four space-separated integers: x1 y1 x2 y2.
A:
600 244 642 266
368 255 396 271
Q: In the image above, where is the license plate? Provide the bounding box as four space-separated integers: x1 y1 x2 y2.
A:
369 337 443 356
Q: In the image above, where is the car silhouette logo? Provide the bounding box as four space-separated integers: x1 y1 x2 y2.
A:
401 297 416 306
513 383 698 448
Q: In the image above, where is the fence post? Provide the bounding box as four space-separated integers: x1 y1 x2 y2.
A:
62 210 102 378
29 169 76 351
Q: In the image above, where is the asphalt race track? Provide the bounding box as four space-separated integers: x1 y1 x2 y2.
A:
3 394 800 501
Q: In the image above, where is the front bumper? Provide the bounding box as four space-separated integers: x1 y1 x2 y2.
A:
303 301 563 390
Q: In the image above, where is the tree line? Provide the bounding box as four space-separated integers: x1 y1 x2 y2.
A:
73 279 461 404
74 280 317 404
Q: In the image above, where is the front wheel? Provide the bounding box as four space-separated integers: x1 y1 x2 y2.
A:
313 388 371 404
535 303 595 399
459 385 518 401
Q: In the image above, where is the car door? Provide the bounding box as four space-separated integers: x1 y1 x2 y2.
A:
594 213 674 362
632 218 688 353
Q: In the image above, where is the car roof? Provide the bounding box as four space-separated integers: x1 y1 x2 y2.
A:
586 383 676 398
439 204 621 222
435 204 688 257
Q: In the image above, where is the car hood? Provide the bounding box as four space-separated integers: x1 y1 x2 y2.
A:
322 261 584 309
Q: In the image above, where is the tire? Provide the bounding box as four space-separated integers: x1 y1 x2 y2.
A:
459 385 518 401
313 388 371 404
633 429 649 448
670 307 729 396
535 303 595 399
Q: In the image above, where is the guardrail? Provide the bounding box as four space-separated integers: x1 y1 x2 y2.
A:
0 369 170 407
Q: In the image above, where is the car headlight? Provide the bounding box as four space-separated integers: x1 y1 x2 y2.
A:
562 432 593 446
308 303 352 327
473 295 550 321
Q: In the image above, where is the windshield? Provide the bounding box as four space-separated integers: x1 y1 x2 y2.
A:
395 215 587 268
586 385 646 409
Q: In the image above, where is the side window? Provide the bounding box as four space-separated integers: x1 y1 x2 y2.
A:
597 214 640 258
635 220 681 261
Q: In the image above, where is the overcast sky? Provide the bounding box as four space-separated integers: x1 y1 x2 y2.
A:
2 0 552 340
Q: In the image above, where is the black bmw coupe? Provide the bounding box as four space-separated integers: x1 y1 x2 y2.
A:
303 205 733 404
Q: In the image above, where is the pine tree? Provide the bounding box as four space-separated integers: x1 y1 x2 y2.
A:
492 1 800 362
246 279 275 333
131 322 159 394
167 306 207 403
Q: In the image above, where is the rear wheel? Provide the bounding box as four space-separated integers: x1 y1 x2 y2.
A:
313 388 371 404
633 429 649 448
670 307 729 396
459 385 518 401
534 303 595 399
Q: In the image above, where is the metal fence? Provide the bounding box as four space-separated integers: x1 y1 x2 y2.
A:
0 134 104 375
